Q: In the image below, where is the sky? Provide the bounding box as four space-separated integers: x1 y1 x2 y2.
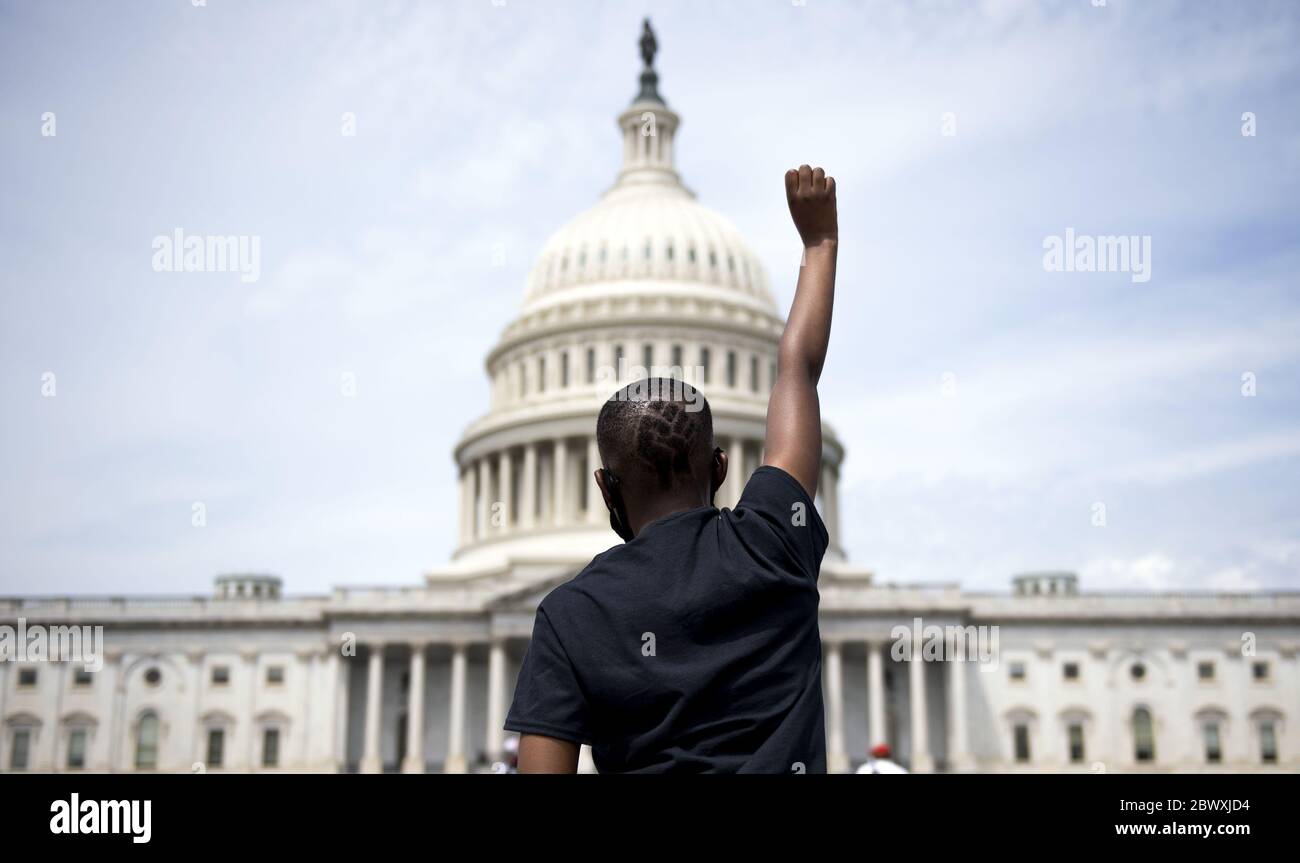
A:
1 0 1297 597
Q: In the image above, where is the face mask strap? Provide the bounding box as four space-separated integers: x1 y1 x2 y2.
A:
600 468 635 542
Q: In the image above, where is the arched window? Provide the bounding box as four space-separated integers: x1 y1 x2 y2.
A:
1132 707 1155 763
1250 708 1283 765
135 712 160 770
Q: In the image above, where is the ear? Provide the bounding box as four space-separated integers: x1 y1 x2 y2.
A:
594 468 616 514
711 448 728 495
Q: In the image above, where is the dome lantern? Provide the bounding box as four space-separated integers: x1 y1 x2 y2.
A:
614 18 683 193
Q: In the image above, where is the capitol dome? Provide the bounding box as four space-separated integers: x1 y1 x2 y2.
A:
444 24 846 573
522 173 777 312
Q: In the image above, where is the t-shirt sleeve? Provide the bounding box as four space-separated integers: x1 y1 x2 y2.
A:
503 604 592 745
732 464 830 581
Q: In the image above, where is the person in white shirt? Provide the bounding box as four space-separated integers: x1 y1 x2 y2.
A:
855 743 909 774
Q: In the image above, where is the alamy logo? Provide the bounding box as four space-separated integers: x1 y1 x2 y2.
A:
50 794 151 844
890 617 1000 670
151 228 261 283
1042 228 1151 283
0 618 104 672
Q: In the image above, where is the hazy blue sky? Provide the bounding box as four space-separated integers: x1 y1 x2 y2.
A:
2 0 1298 596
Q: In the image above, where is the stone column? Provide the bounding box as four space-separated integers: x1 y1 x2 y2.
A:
360 644 384 774
497 450 513 533
476 458 490 540
486 638 506 761
444 644 468 774
105 651 125 772
725 437 744 508
947 651 974 772
909 641 932 773
867 640 887 748
330 648 349 773
824 640 848 773
587 436 603 524
401 643 426 774
242 649 259 770
188 649 205 769
554 438 569 525
822 463 840 550
521 444 537 530
42 663 65 772
458 467 472 545
0 652 7 760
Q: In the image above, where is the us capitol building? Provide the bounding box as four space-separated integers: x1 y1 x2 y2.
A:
2 25 1296 776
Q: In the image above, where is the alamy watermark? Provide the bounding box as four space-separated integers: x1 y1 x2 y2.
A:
151 228 261 283
0 618 104 672
890 617 1000 670
604 363 708 411
1042 228 1151 283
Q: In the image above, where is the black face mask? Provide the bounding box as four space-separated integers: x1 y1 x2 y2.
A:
601 448 726 543
599 468 635 542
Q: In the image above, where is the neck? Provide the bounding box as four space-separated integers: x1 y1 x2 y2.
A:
625 489 712 538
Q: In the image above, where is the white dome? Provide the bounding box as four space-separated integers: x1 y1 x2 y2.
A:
523 181 776 311
447 38 847 572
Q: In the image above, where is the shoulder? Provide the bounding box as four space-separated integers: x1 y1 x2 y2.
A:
725 464 829 579
537 546 624 616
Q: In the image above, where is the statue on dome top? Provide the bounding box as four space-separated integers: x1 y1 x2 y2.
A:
634 19 663 104
639 18 657 71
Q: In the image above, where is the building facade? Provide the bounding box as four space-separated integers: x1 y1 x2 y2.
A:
2 29 1296 775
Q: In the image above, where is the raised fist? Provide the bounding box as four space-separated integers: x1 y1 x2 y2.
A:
785 165 837 247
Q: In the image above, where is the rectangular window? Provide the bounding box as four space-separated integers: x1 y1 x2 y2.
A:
726 351 737 388
1197 661 1215 681
1013 724 1031 763
211 666 230 686
614 345 625 379
643 344 653 373
266 666 284 686
207 728 225 768
262 728 280 768
10 729 31 770
538 356 546 393
1009 662 1026 681
135 719 159 770
73 668 94 687
67 729 87 769
17 668 37 688
671 344 682 370
1204 723 1222 763
586 348 596 384
700 348 711 384
1067 723 1085 763
1062 662 1079 681
1260 722 1278 764
1252 661 1271 682
1134 715 1155 763
749 355 759 392
561 351 569 388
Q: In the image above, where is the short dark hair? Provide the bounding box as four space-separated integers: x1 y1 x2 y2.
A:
596 378 713 491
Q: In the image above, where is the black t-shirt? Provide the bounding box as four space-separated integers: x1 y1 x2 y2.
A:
504 465 829 773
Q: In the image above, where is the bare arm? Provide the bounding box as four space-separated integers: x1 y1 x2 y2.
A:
763 164 838 499
517 734 579 774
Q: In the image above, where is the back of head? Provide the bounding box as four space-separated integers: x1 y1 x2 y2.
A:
596 378 714 496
